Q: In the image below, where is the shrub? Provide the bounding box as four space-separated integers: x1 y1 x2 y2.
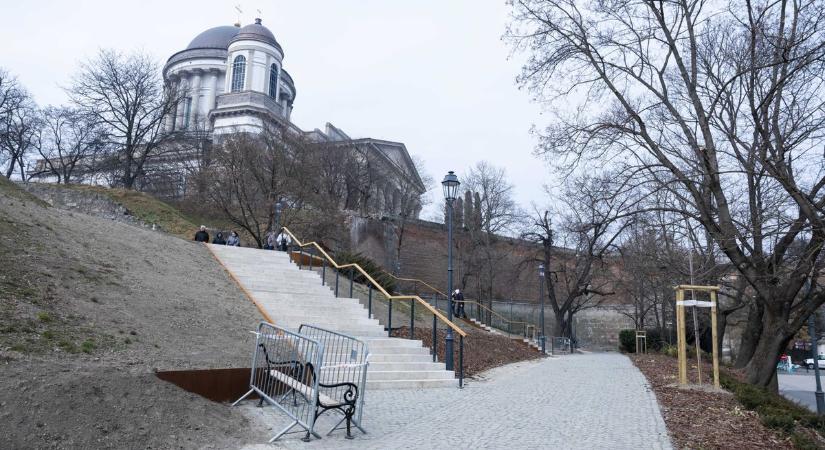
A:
759 406 796 432
80 339 95 354
333 251 397 293
619 329 636 353
661 344 678 358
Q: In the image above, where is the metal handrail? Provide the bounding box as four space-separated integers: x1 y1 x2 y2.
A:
282 227 467 338
383 271 534 334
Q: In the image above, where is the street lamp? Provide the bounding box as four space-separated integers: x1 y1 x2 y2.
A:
274 200 283 230
442 170 460 371
539 263 546 354
805 276 825 415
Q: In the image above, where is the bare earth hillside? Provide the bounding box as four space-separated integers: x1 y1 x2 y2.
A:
0 178 268 449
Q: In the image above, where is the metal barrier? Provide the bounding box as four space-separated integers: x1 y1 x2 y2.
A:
298 324 369 437
233 323 370 442
234 322 324 443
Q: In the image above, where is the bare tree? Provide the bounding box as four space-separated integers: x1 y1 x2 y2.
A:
31 107 105 184
460 161 522 321
66 49 179 188
524 175 633 339
509 0 825 388
0 69 38 179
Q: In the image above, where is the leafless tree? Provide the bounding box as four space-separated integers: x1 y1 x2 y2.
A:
524 175 634 338
0 69 38 179
459 161 522 321
509 0 825 388
30 107 106 184
66 49 179 188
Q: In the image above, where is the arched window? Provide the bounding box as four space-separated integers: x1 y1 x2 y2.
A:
268 63 279 98
231 55 246 92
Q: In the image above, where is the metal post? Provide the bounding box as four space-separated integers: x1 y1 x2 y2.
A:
445 198 455 371
432 313 437 362
298 249 303 270
388 299 393 337
810 303 825 415
410 299 415 339
349 267 354 298
539 264 546 354
459 335 464 388
368 286 373 318
308 248 313 271
321 260 326 286
335 271 339 297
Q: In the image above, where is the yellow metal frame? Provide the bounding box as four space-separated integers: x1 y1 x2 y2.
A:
282 228 467 338
675 285 720 388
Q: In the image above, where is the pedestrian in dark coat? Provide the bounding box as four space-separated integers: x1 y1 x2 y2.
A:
194 225 209 243
212 232 226 245
452 289 467 319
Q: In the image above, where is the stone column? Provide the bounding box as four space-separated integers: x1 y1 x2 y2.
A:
190 70 202 127
224 55 233 93
175 76 187 130
244 49 255 92
274 65 281 101
207 70 218 129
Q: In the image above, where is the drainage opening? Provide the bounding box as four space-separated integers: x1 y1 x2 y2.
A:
155 368 258 403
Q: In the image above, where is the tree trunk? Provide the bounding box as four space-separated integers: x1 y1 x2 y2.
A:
743 310 792 391
734 302 764 368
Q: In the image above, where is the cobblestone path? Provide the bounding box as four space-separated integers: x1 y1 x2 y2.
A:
240 353 671 450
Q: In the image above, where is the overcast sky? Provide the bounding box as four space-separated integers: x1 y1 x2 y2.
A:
1 0 553 219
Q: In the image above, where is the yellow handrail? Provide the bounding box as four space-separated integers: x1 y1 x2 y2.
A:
383 271 535 333
282 227 467 338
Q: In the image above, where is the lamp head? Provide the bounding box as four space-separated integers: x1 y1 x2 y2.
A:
441 170 460 202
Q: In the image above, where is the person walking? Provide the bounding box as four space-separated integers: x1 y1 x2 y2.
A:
194 225 209 243
276 228 291 252
226 230 241 247
265 229 277 250
212 231 226 245
453 289 466 319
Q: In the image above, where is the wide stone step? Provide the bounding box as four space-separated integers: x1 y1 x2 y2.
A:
368 362 446 371
365 379 458 390
362 338 424 349
367 370 454 381
368 353 434 363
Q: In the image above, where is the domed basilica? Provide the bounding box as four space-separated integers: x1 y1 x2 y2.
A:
160 19 425 218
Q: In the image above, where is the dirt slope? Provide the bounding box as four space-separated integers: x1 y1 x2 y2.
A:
0 178 267 449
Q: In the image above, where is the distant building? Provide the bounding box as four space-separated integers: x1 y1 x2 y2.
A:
32 19 425 219
160 19 425 217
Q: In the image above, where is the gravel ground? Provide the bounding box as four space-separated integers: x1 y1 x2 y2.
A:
237 353 672 450
0 182 267 449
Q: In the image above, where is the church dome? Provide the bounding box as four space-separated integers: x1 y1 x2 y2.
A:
186 26 241 50
230 18 282 53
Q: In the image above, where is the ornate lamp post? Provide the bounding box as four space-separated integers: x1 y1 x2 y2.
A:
539 263 546 354
274 200 283 230
442 170 460 371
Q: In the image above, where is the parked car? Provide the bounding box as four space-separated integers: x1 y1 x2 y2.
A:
804 354 825 370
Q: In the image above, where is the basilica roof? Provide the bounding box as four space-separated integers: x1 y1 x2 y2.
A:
186 26 241 50
229 19 282 53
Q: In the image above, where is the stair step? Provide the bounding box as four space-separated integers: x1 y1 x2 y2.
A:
367 370 455 381
366 379 458 390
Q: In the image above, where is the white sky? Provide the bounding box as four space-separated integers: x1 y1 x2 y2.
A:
0 0 553 219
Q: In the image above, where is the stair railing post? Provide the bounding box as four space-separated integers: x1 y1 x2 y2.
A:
509 301 513 337
388 299 393 337
349 267 354 298
410 299 415 339
321 259 326 286
335 270 339 297
432 313 437 362
308 248 313 271
459 335 464 388
298 248 303 270
368 286 373 318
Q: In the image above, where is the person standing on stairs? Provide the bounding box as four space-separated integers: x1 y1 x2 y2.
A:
453 289 466 319
226 230 241 246
194 225 209 243
264 229 277 250
276 228 291 252
212 231 226 245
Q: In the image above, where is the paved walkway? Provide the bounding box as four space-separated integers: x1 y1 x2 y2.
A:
239 353 672 449
780 372 823 412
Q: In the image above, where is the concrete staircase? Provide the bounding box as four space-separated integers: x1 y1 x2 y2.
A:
208 244 457 389
468 317 543 351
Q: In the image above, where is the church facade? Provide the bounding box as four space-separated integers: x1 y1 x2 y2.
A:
161 19 425 218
